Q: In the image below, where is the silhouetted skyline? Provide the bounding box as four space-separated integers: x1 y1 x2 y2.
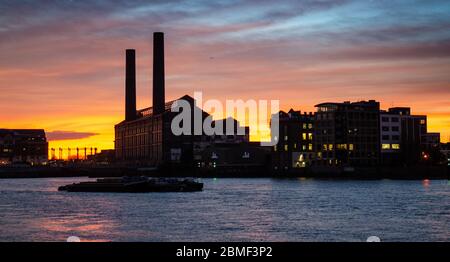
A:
1 0 449 153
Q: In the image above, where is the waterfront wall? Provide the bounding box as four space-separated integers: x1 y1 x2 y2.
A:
0 165 447 179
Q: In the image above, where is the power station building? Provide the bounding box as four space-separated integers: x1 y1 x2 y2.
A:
114 32 250 168
115 33 198 167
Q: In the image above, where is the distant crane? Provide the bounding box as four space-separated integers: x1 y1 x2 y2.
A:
50 146 100 161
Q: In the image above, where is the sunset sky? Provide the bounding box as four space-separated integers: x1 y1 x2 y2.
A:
1 0 449 158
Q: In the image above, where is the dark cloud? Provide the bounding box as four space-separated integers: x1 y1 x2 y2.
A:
46 130 99 141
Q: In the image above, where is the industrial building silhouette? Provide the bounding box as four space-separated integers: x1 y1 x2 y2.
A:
114 32 252 170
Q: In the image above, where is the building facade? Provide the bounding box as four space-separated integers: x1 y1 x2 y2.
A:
387 107 427 165
0 129 48 165
380 111 402 165
193 117 249 158
271 109 315 172
115 94 209 167
197 142 268 173
314 100 380 167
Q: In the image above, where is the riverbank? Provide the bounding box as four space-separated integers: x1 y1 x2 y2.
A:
0 165 448 180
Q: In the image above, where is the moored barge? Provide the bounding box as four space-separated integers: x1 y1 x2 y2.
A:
58 176 203 192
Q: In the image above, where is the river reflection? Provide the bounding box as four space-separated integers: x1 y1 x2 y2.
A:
0 178 448 241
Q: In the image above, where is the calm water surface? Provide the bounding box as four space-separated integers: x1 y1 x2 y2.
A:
0 178 449 242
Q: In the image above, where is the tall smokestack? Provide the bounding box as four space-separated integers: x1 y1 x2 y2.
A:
153 32 165 115
125 49 136 121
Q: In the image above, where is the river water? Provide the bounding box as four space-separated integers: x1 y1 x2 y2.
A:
0 177 448 242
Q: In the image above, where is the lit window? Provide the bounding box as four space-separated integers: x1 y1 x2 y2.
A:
284 135 288 141
420 119 425 125
294 143 297 149
308 123 313 129
323 144 327 151
382 144 391 150
273 146 277 152
308 144 313 151
302 145 306 151
328 144 333 151
392 144 400 150
293 153 306 168
308 133 313 140
349 144 354 151
284 145 288 151
302 133 306 140
303 123 307 129
337 144 347 150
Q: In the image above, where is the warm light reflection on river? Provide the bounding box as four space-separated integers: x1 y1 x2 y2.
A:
0 178 448 241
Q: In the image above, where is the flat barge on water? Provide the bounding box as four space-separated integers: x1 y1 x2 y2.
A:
58 176 203 193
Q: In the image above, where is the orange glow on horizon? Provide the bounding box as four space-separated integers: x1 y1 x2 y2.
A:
2 97 449 161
